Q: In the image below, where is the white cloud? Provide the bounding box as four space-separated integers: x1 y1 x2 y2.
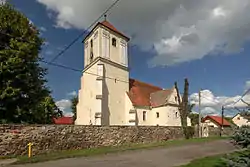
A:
40 26 47 32
37 0 250 66
190 88 250 117
56 99 72 116
67 91 77 97
245 81 250 90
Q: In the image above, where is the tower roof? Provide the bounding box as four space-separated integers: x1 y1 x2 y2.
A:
83 20 129 42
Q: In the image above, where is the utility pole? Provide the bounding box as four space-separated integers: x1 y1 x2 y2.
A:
220 106 224 137
198 89 202 138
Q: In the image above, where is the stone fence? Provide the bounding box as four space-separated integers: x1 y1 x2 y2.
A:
0 125 233 156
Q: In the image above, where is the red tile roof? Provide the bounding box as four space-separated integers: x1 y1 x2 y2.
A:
150 89 173 107
83 20 129 41
100 21 129 40
53 117 74 125
127 79 163 107
202 115 231 126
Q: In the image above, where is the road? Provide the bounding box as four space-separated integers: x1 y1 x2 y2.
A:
10 140 237 167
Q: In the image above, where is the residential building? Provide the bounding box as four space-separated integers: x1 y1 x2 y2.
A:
75 19 191 126
202 115 231 128
232 113 250 127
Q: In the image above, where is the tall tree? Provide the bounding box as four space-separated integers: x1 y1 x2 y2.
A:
175 79 191 138
0 3 61 123
71 96 78 121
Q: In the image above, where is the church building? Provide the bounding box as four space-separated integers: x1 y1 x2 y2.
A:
75 19 191 126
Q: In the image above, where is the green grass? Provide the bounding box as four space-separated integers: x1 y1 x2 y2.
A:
3 137 228 165
179 150 248 167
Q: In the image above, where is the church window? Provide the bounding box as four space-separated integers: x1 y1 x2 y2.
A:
90 39 93 48
175 112 178 118
112 38 117 47
156 112 160 118
90 52 94 62
143 111 147 121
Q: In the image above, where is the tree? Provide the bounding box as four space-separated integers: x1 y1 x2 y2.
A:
189 113 199 126
0 3 61 123
175 79 193 139
71 96 78 121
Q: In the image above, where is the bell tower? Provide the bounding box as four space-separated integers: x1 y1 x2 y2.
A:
76 17 130 125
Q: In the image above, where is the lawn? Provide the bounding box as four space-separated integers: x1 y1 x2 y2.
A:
3 137 228 165
179 150 248 167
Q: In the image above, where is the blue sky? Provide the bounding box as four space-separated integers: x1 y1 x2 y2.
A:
10 0 250 116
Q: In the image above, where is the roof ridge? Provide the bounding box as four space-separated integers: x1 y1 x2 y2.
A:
130 78 162 90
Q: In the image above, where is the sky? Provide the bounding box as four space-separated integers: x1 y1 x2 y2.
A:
9 0 250 117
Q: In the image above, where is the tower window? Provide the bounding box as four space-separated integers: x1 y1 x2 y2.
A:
175 112 178 118
90 39 93 48
156 112 159 118
90 52 93 61
112 38 116 47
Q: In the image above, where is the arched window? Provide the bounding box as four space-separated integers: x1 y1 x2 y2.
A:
175 112 178 118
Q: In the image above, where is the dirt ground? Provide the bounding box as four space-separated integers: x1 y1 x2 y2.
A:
9 140 237 167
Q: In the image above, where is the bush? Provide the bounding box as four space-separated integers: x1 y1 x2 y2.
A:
231 125 250 148
222 126 250 167
184 126 195 139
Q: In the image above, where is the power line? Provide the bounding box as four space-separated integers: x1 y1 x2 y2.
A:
48 0 121 63
230 88 250 107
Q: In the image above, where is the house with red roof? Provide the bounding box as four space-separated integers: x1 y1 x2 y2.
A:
232 112 250 127
202 115 231 128
75 17 191 126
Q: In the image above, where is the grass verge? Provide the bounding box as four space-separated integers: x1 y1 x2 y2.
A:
5 137 228 165
179 150 248 167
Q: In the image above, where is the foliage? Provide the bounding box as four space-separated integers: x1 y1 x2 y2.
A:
189 113 199 126
70 95 78 121
231 125 250 148
0 3 61 123
183 126 195 139
222 126 250 167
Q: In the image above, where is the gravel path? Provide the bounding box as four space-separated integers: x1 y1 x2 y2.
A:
9 140 237 167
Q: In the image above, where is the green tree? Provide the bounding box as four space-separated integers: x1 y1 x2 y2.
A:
0 3 61 123
71 96 78 121
189 113 199 126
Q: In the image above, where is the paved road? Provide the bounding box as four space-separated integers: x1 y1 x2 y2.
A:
10 140 237 167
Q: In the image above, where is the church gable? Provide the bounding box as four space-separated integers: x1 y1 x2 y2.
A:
127 79 175 108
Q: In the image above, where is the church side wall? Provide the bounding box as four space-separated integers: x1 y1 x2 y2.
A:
101 60 129 125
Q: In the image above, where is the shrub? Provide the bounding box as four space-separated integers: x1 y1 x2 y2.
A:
231 125 250 148
184 126 195 139
222 126 250 167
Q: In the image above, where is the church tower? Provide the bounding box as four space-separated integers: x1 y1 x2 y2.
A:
76 17 130 125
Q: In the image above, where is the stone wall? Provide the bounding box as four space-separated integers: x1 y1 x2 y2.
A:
0 125 234 156
0 125 184 156
209 127 234 137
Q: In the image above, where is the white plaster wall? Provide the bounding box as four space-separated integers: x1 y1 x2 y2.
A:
125 93 136 125
76 62 101 125
232 114 250 127
100 27 128 68
101 60 129 125
204 119 219 128
84 28 101 67
137 108 153 126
